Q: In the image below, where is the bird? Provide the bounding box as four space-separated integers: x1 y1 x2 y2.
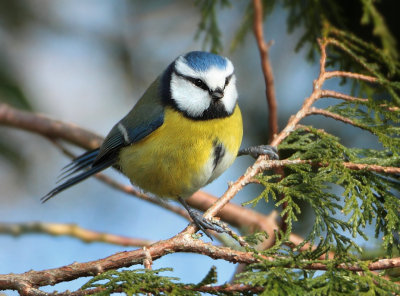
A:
42 51 278 239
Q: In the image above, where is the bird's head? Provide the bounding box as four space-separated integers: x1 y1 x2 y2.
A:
161 51 238 120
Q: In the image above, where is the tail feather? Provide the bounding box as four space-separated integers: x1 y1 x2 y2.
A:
42 148 114 203
58 149 100 178
57 149 100 182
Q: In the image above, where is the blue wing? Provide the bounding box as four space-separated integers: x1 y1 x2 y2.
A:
42 78 164 202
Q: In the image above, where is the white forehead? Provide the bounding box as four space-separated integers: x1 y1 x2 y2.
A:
175 56 234 90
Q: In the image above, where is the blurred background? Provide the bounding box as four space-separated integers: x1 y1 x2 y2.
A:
0 0 395 294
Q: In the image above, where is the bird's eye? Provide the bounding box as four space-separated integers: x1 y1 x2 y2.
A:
195 79 204 87
224 75 232 87
193 78 208 91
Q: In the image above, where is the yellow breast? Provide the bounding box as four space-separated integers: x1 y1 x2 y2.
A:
118 105 243 199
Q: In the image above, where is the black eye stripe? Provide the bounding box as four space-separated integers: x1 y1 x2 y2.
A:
193 78 209 91
173 70 209 92
173 70 233 93
224 74 233 88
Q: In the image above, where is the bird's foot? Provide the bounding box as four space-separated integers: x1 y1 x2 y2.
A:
238 145 279 160
179 197 226 240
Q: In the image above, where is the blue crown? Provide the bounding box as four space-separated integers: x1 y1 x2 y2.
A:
183 51 227 72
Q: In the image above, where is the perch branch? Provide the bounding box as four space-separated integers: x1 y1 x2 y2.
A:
1 229 399 293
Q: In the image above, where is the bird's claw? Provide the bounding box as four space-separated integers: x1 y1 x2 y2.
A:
238 145 279 160
187 208 226 240
179 197 226 240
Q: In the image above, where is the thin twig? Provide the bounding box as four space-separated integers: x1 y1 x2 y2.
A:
252 0 278 141
320 90 399 111
250 159 400 175
320 89 368 103
0 222 152 247
95 173 191 220
0 103 103 149
307 107 370 131
324 70 378 83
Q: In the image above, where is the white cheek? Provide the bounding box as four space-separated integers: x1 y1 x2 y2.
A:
170 74 211 117
222 76 238 113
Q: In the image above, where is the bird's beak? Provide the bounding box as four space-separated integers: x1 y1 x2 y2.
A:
211 89 224 100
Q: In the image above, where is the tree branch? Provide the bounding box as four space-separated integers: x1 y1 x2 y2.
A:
252 0 278 142
1 229 399 293
320 89 368 103
250 159 400 175
320 90 399 111
324 70 378 83
0 104 102 149
307 107 371 132
0 222 153 247
268 38 385 148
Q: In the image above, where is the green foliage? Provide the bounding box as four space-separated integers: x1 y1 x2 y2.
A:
0 54 32 169
327 101 400 151
245 231 270 246
194 266 218 288
195 0 399 72
239 77 400 290
0 43 32 110
194 0 400 107
283 0 398 61
81 268 195 296
232 9 399 288
194 0 231 53
236 263 400 295
325 28 400 100
82 265 400 295
81 266 246 296
0 140 27 169
248 121 400 256
360 0 398 60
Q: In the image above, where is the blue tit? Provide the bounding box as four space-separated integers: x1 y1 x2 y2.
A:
42 51 244 238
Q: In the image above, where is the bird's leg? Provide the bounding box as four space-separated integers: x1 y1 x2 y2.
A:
238 145 279 160
178 197 226 240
